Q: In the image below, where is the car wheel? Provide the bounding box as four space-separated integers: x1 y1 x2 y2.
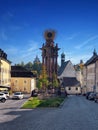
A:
1 98 6 103
95 99 97 103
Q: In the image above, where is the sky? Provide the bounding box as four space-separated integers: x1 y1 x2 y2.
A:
0 0 98 65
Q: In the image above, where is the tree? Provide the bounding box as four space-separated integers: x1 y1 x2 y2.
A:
21 61 25 67
15 61 42 78
52 72 59 88
32 62 42 76
39 64 49 91
37 79 42 89
24 62 33 71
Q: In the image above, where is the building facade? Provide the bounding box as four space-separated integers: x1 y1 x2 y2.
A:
0 49 11 91
96 60 98 92
83 49 98 93
74 60 84 94
11 66 36 93
58 53 81 95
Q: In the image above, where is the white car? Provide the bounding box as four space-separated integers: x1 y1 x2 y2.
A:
12 92 24 99
2 91 9 98
0 92 7 103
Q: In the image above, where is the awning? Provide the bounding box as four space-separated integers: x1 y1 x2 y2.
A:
0 86 11 90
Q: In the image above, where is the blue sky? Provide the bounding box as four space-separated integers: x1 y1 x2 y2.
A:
0 0 98 65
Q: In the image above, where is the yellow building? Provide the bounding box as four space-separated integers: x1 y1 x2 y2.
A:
0 49 11 91
11 66 36 93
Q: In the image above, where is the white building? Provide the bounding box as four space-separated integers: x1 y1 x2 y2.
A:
58 53 81 95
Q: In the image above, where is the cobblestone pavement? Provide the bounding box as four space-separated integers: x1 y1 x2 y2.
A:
0 95 98 130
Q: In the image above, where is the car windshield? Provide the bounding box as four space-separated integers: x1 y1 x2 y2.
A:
14 92 22 95
3 92 8 94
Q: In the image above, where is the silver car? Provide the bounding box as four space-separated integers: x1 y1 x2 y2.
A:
94 93 98 103
88 92 96 100
12 92 24 99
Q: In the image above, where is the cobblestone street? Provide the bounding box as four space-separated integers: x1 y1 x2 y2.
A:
0 95 98 130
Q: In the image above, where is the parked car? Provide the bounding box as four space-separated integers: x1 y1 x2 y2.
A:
88 92 96 100
0 92 7 103
2 91 9 98
31 89 38 97
12 92 24 99
86 92 92 99
94 93 98 103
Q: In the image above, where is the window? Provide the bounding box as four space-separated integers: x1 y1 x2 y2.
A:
68 87 71 90
24 80 27 84
15 80 17 83
24 87 26 91
76 87 78 90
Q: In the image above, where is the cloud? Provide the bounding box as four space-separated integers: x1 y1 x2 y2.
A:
2 11 13 22
17 40 41 62
75 35 98 49
0 30 8 40
10 25 22 31
58 49 92 65
70 54 91 64
65 33 79 40
7 11 13 17
5 46 18 55
4 40 42 65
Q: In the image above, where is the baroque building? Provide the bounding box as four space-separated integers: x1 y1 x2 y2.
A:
40 30 60 82
74 60 84 94
83 49 98 93
58 53 81 95
11 66 36 93
0 48 11 91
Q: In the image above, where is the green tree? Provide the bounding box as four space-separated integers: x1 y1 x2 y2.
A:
32 62 42 76
37 79 42 89
24 62 33 71
21 61 25 66
52 72 59 88
15 61 42 78
39 64 48 91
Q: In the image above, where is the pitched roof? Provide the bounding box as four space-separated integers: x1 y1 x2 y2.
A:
85 50 98 66
0 48 11 64
11 66 35 77
58 60 70 76
62 77 80 87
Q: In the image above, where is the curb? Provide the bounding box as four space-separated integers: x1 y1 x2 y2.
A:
59 97 67 108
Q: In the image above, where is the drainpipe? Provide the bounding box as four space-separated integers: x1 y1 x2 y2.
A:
86 66 87 92
94 62 96 92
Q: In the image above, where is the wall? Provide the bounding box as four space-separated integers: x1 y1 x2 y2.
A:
11 77 36 93
86 63 95 92
65 86 81 95
59 61 76 78
96 60 98 92
0 59 11 89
